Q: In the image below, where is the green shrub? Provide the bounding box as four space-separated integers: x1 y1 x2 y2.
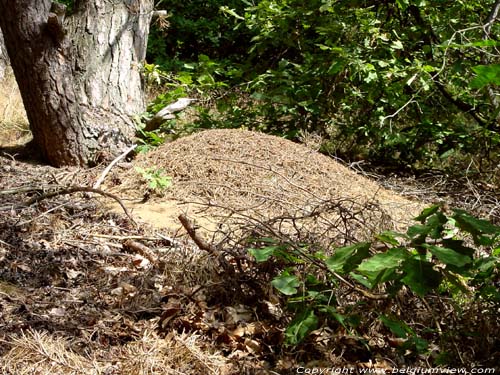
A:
248 205 499 355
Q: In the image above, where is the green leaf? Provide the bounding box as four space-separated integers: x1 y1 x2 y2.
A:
358 247 410 273
326 243 371 273
424 244 472 268
453 210 500 234
395 0 410 10
375 231 405 246
438 40 500 49
408 210 447 244
248 246 279 262
285 309 319 345
391 40 404 50
414 205 441 223
407 336 429 353
452 209 500 246
271 274 300 295
470 64 500 89
349 272 372 289
401 258 442 296
379 315 410 338
219 6 245 20
352 267 400 289
474 256 498 273
441 239 475 257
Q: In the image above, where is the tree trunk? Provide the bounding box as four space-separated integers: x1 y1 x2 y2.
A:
0 0 153 166
0 28 8 80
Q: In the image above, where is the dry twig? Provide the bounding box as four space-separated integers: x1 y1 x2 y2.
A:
25 185 136 225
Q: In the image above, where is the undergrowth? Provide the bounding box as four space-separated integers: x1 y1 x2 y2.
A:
241 205 499 366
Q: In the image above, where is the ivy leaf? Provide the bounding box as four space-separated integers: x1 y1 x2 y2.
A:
271 274 300 295
285 309 319 345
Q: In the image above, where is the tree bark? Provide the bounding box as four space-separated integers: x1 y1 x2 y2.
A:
0 0 153 166
0 27 8 80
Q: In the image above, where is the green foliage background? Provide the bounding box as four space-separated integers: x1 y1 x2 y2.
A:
147 0 500 173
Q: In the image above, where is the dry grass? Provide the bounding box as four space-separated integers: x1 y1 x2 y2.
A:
0 70 30 147
1 329 231 375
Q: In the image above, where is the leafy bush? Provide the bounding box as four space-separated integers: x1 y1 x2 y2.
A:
248 205 499 359
148 0 500 172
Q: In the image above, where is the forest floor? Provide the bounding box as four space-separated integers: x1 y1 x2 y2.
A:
0 74 499 374
0 130 499 374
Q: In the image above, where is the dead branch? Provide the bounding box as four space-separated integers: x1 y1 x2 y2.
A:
178 213 219 255
123 239 158 264
93 144 137 189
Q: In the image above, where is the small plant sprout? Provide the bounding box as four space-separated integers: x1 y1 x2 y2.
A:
135 166 172 193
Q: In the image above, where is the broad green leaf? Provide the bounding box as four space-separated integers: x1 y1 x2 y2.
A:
271 274 300 295
285 309 318 345
441 239 474 257
350 272 372 288
326 243 370 273
424 245 471 268
474 256 498 274
401 258 442 296
407 223 428 237
376 231 405 246
452 209 500 246
452 209 500 234
470 64 500 88
358 247 410 273
352 267 400 289
391 40 404 50
327 60 346 75
408 211 447 242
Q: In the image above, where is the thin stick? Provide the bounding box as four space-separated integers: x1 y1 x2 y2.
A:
93 144 137 189
178 213 218 255
25 186 136 226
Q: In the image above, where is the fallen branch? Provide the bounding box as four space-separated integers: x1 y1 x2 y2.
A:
93 144 137 189
123 239 158 264
178 213 218 255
